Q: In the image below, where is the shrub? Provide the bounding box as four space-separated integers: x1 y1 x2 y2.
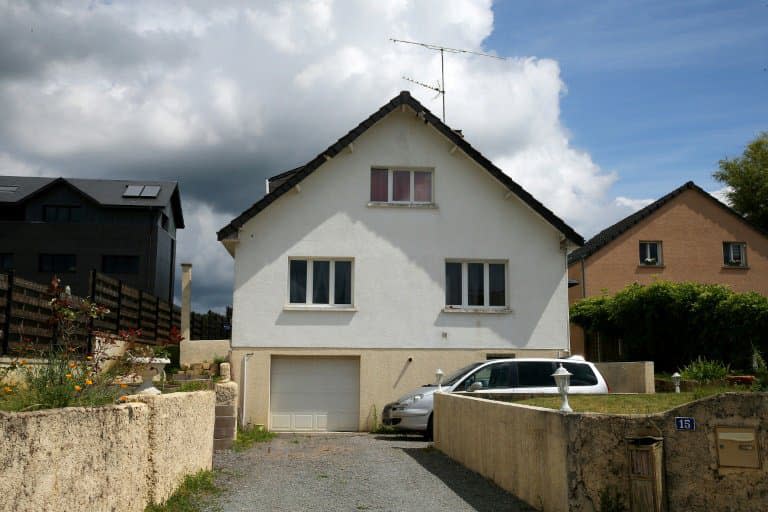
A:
570 281 768 371
680 357 729 383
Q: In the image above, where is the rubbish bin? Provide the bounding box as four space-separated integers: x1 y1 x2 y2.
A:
626 436 665 512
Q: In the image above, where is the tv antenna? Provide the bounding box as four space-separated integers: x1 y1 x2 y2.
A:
391 38 505 123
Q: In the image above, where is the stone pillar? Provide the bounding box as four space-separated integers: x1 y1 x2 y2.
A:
181 263 192 342
214 380 239 450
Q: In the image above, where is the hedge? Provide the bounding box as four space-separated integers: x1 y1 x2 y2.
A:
570 281 768 371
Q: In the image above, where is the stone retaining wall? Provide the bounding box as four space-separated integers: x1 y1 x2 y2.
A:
435 392 768 511
0 391 215 512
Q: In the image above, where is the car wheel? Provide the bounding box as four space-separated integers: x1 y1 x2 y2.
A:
424 414 434 441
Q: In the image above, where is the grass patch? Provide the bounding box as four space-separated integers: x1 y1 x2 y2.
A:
232 424 275 452
516 387 738 414
145 470 220 512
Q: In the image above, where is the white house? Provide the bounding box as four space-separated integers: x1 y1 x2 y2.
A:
218 91 583 432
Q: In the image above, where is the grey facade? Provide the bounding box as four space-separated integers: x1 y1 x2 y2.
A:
0 176 184 301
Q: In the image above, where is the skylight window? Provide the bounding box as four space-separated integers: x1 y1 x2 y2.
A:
140 185 161 198
123 185 144 197
123 184 162 198
0 185 18 193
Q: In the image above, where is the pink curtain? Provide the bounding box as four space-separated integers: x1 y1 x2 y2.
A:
393 170 410 201
370 169 388 201
414 172 432 202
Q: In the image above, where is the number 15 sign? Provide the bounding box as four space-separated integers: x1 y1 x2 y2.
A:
675 417 696 431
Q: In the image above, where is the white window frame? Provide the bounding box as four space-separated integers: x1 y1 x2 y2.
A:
444 259 509 312
287 257 355 309
724 242 747 267
639 241 663 266
370 167 434 205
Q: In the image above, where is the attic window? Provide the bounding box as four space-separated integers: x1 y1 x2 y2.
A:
0 185 18 193
123 184 162 198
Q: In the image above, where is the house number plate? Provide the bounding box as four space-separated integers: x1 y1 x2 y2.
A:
675 417 696 431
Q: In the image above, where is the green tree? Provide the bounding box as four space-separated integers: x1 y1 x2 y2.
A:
713 132 768 229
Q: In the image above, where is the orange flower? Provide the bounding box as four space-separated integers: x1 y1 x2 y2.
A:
3 386 12 394
85 379 93 386
119 383 128 389
119 395 128 402
74 385 82 392
65 373 73 379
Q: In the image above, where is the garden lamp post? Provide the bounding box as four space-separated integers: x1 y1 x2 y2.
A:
435 368 445 392
552 364 573 413
672 372 681 394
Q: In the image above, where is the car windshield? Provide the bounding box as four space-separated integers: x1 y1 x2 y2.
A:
433 362 486 386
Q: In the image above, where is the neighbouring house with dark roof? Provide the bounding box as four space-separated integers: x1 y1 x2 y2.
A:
217 91 583 432
568 181 768 359
0 176 184 302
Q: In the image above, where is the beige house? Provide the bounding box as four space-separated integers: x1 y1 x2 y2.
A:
217 91 583 431
568 181 768 357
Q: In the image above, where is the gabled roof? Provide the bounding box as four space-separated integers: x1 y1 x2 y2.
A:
0 175 185 228
218 91 583 245
567 181 767 264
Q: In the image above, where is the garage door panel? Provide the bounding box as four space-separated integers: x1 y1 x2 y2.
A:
270 357 360 432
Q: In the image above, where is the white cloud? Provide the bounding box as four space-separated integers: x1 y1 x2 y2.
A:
0 0 643 308
615 196 654 212
709 186 732 206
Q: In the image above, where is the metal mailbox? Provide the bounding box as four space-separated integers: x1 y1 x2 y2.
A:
716 427 760 469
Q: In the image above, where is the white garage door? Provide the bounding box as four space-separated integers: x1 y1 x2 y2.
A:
270 357 360 432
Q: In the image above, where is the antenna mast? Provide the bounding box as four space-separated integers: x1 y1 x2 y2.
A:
391 38 505 123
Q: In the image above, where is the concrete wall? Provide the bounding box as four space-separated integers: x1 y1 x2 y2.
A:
0 391 215 512
231 346 561 430
230 108 571 353
434 393 568 511
594 361 655 393
180 339 231 366
435 392 768 512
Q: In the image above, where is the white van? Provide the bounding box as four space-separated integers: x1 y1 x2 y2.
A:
382 357 608 439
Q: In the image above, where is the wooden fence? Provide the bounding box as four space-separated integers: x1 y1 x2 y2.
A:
1 270 229 356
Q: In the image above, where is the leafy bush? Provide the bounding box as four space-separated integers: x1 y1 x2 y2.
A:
570 281 768 371
680 357 729 383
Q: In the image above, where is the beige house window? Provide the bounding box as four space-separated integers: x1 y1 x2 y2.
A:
639 241 662 266
723 242 747 267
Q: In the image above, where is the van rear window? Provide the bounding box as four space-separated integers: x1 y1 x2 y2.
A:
561 363 598 386
516 362 556 387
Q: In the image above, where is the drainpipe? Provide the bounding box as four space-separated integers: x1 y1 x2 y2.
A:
240 352 254 428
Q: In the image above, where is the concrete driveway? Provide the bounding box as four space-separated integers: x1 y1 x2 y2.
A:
207 433 537 512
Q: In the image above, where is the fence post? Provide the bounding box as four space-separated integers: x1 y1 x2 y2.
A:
154 296 160 342
2 270 13 355
137 290 143 340
115 279 123 334
86 269 96 354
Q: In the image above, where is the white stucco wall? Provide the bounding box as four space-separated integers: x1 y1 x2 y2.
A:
230 108 570 351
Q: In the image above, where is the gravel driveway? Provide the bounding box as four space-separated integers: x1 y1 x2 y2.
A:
207 433 537 512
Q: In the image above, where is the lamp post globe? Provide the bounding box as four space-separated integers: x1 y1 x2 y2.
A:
435 368 445 392
671 372 681 394
551 364 573 413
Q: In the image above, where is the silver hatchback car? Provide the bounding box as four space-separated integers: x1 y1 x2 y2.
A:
382 357 608 439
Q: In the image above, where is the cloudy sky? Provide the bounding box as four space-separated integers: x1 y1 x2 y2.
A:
1 1 765 311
